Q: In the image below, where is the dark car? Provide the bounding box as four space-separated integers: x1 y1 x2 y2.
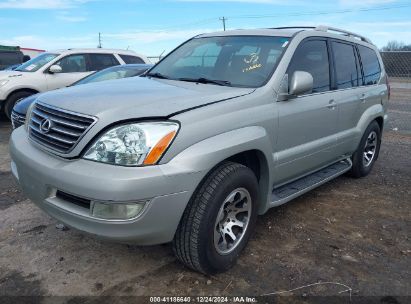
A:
0 49 30 70
11 63 152 129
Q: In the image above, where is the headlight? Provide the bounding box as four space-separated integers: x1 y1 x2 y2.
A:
0 79 9 87
24 101 37 132
83 122 179 166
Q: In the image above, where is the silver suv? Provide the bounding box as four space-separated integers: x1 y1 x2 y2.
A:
10 26 388 274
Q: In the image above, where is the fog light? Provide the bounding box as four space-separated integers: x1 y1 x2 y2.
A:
91 201 145 220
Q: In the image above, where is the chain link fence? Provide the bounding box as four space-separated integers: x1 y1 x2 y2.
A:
380 51 411 135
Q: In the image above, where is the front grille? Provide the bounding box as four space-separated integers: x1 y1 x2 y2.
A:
11 110 26 129
29 102 96 153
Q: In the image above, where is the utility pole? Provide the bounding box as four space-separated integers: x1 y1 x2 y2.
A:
98 32 102 48
219 17 227 31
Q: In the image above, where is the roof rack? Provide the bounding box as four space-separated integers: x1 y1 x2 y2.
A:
270 25 372 44
270 26 317 30
314 25 372 43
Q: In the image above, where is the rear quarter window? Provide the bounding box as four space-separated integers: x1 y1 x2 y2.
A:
358 45 381 85
119 54 145 64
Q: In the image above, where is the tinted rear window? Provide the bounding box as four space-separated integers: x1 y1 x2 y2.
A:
358 45 381 85
89 54 119 71
332 42 360 89
119 55 145 64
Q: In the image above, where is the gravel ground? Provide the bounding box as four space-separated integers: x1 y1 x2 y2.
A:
0 109 410 303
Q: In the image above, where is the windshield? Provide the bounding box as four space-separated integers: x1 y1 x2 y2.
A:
73 65 148 86
148 36 289 88
15 53 59 72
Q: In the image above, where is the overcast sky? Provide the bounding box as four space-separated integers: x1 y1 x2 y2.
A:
0 0 410 56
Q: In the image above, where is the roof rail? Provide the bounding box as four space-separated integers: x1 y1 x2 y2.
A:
270 25 373 44
270 26 317 30
314 25 373 44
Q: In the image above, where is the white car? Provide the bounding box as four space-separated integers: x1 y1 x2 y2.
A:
0 48 149 119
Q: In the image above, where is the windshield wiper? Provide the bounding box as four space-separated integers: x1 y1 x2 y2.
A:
178 77 231 87
145 72 170 79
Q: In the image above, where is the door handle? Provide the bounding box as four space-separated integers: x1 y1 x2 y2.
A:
327 99 336 110
360 94 366 103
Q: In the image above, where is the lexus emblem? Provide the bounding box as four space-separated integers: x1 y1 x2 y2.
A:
40 118 53 134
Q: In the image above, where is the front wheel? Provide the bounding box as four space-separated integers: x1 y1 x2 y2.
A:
173 161 259 274
350 121 381 178
4 91 34 120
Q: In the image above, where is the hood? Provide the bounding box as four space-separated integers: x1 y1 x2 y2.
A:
36 77 255 119
13 93 40 115
0 70 25 79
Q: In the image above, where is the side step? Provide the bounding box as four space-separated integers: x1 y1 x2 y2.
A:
271 159 352 207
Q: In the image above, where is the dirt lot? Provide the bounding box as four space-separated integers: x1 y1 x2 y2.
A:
0 102 410 302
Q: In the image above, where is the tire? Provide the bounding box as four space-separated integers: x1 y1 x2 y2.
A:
173 161 259 274
350 121 381 178
3 91 34 120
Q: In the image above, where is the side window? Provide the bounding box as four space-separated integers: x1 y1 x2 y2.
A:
89 54 119 71
287 40 330 93
358 45 381 85
55 54 87 73
332 42 360 89
119 54 145 64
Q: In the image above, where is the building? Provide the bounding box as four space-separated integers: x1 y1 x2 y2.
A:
20 47 45 59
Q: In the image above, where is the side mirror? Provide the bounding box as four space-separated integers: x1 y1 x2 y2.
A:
289 71 313 96
49 65 62 74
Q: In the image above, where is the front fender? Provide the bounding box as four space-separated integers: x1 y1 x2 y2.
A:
162 126 274 214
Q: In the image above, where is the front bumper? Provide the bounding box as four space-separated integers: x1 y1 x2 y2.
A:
10 127 203 245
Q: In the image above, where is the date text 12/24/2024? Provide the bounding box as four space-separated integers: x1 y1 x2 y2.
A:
150 296 257 303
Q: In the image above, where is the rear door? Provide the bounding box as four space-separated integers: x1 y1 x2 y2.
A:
45 53 92 90
330 40 363 155
275 38 339 185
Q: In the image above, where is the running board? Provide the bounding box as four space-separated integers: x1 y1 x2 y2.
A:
270 159 352 207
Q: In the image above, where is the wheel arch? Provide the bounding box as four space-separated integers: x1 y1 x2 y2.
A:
225 150 271 214
168 126 274 216
6 88 39 101
375 116 384 133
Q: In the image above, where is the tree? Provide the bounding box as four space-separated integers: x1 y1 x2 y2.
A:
381 40 411 51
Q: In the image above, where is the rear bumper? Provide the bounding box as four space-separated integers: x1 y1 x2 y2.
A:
10 127 204 245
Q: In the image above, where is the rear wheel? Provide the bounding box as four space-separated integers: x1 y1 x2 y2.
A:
350 121 381 178
173 161 259 274
4 91 34 120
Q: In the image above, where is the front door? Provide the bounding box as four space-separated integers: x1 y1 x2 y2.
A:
45 54 92 90
274 39 339 186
